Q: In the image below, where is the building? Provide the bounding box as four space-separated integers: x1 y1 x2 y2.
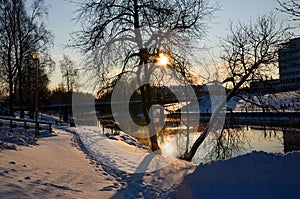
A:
278 37 300 91
250 79 281 92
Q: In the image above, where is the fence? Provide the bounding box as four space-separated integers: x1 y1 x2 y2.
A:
0 116 53 133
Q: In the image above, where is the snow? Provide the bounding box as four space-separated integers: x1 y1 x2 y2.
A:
66 125 186 174
2 113 300 198
0 129 120 198
169 151 300 199
186 90 300 113
229 90 300 112
66 125 300 198
34 125 195 198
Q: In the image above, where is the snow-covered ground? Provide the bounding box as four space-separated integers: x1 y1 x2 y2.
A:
68 124 300 198
169 151 300 199
66 125 181 174
1 117 300 198
59 125 198 197
2 112 299 198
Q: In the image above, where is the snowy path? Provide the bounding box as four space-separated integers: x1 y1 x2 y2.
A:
67 125 177 174
0 129 119 199
61 125 196 198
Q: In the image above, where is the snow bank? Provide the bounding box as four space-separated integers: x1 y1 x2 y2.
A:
170 151 300 199
66 125 183 174
228 90 300 112
187 90 300 113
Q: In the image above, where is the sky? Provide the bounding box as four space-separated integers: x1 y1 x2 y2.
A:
26 0 299 90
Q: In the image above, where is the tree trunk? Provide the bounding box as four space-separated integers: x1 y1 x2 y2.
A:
182 63 260 161
8 47 14 117
145 83 160 152
18 63 25 118
140 84 160 152
133 0 160 152
182 126 209 161
8 71 14 117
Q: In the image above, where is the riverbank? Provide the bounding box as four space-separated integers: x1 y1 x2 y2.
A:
1 123 300 198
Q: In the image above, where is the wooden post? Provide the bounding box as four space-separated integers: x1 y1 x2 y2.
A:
24 121 27 132
10 119 13 132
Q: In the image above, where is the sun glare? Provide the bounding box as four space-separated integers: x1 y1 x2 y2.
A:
157 53 170 66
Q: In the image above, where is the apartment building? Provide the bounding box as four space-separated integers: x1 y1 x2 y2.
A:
278 37 300 91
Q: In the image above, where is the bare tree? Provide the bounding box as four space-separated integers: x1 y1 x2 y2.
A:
182 13 291 161
0 1 17 116
204 127 248 161
278 0 300 20
22 53 52 118
72 0 217 151
59 55 78 92
0 0 53 118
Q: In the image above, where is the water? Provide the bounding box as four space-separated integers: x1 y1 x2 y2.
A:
95 113 300 164
157 126 299 164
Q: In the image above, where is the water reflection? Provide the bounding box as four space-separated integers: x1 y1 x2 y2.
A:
97 115 300 164
157 125 299 164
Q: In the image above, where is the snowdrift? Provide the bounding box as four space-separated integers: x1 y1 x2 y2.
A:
170 151 300 199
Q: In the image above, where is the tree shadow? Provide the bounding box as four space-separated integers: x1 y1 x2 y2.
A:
107 152 195 198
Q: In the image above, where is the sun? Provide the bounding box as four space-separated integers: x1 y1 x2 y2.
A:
156 53 171 66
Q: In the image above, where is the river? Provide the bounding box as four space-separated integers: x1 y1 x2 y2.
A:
156 125 300 164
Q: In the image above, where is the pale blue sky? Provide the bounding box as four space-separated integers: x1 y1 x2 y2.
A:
26 0 299 89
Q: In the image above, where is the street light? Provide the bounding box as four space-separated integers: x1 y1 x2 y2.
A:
32 53 40 136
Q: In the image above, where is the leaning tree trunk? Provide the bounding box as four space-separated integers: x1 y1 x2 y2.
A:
183 63 260 161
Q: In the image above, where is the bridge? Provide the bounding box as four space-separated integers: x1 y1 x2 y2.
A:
168 111 300 127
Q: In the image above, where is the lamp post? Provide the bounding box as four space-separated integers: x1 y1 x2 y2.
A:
32 53 40 136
